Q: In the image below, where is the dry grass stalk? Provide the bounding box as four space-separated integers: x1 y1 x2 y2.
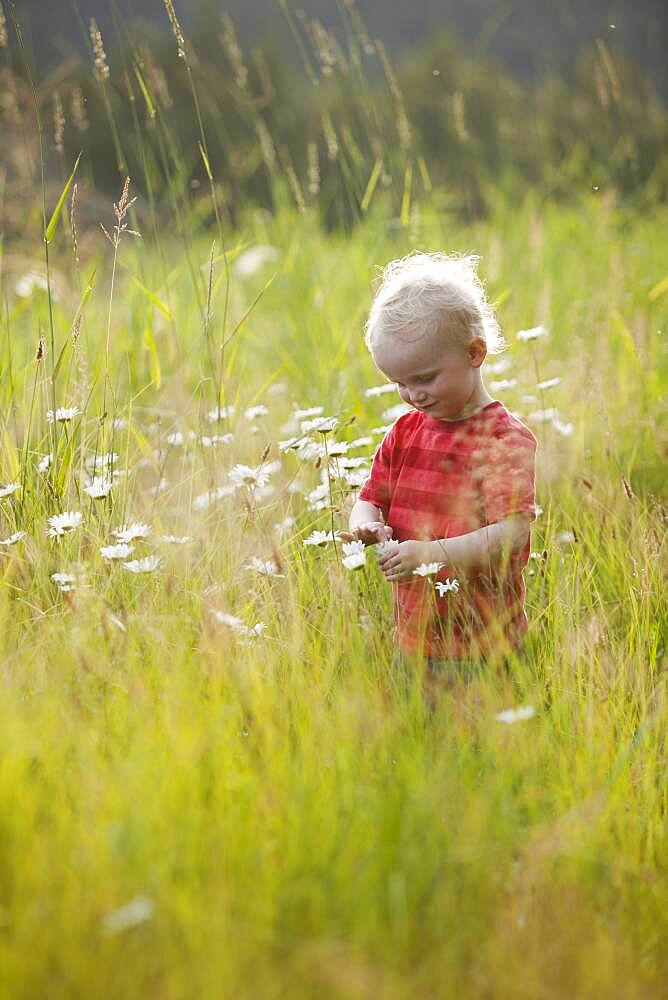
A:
89 19 110 81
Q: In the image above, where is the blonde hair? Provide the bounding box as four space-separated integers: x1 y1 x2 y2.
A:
364 251 506 356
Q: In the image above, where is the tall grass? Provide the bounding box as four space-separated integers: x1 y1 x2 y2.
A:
0 3 666 997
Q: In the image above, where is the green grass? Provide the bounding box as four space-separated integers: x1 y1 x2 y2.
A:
0 189 665 998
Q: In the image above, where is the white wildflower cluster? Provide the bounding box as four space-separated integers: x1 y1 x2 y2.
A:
516 325 549 342
412 562 443 577
0 482 20 499
341 540 366 571
244 557 283 577
435 578 460 596
212 609 267 640
365 383 397 398
46 406 81 424
495 705 536 724
47 511 83 538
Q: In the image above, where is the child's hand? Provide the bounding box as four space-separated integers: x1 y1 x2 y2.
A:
339 521 393 546
377 540 434 582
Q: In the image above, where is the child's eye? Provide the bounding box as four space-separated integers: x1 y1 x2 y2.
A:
416 375 433 384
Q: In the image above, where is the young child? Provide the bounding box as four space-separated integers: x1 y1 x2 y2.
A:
340 251 538 675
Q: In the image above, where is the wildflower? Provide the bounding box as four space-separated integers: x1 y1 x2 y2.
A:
552 419 574 436
208 404 235 422
102 897 155 935
166 431 185 447
306 483 330 511
160 535 193 544
528 407 559 423
535 505 544 517
536 377 561 390
100 542 134 561
293 406 323 420
0 482 20 499
371 424 393 436
47 511 83 537
556 530 576 544
412 562 443 577
274 516 295 535
243 557 284 577
200 433 233 447
268 382 288 396
229 464 271 490
38 454 53 473
147 478 170 496
486 358 513 375
343 469 369 487
296 440 326 463
348 435 373 449
244 405 269 420
365 383 397 398
112 522 150 543
341 540 366 571
51 571 78 592
516 325 549 342
495 705 536 724
84 477 113 500
0 531 26 546
303 529 338 547
327 440 349 456
47 405 80 424
233 245 278 278
435 578 460 596
382 403 412 422
490 378 517 391
278 435 308 453
193 485 236 511
300 415 338 435
122 555 161 574
14 270 49 298
211 609 267 639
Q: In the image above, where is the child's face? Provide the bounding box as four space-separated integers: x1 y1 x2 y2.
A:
372 330 486 421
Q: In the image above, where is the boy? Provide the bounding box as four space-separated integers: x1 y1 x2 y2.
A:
340 251 538 680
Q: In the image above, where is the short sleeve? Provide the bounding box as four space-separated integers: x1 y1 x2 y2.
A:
478 427 537 525
357 425 397 519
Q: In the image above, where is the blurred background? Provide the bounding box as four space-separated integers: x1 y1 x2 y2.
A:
1 0 667 234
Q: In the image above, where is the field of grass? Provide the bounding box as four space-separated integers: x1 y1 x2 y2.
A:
0 4 667 997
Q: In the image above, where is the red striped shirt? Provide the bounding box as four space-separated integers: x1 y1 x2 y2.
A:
358 401 538 660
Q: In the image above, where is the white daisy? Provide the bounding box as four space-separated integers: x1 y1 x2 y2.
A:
267 382 288 396
303 529 338 547
486 358 513 374
0 530 26 546
382 403 412 422
371 424 393 436
112 522 151 543
293 406 323 421
38 454 53 473
166 431 185 447
278 435 308 453
296 440 326 462
244 405 269 420
495 705 536 724
343 470 369 488
147 478 170 496
51 571 78 592
243 557 284 577
274 516 295 535
160 535 193 544
100 542 134 561
47 511 83 537
556 530 576 544
412 562 443 577
0 482 20 499
15 269 49 297
122 555 161 574
86 452 119 472
435 578 460 596
46 405 81 423
490 378 517 392
516 325 549 342
552 419 574 436
365 383 397 398
327 440 349 456
84 477 113 500
211 609 267 639
376 539 399 557
193 485 237 511
300 415 338 435
348 436 373 449
102 897 155 935
341 540 366 571
536 377 561 390
233 244 278 278
200 433 233 448
528 407 559 423
228 463 271 490
208 404 235 422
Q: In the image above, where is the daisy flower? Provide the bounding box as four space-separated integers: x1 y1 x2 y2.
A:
0 483 20 499
274 516 295 536
122 555 161 574
293 406 323 421
343 470 369 488
228 463 271 490
371 424 393 436
86 452 118 473
365 383 397 398
208 404 235 423
300 415 338 435
348 436 373 449
303 529 338 547
166 431 185 447
243 557 284 577
536 377 561 390
211 609 267 639
376 539 399 557
244 405 269 420
46 405 80 423
160 535 193 545
200 433 233 448
112 522 151 544
412 562 443 577
341 540 366 571
47 511 83 537
486 358 513 375
37 454 53 473
84 477 113 500
516 325 549 342
233 244 278 278
382 403 412 422
51 571 78 592
495 705 536 724
490 378 517 391
552 419 574 436
0 530 26 546
435 578 460 596
528 407 559 423
100 543 134 561
193 485 237 511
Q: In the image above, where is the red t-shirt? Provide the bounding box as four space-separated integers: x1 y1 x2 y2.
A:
358 401 538 660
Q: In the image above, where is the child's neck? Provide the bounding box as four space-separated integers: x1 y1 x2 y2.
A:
437 386 495 422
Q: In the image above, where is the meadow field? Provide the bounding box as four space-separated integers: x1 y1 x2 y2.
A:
0 2 667 997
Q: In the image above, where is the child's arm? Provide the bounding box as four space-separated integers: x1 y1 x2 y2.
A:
339 499 393 545
377 514 531 581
